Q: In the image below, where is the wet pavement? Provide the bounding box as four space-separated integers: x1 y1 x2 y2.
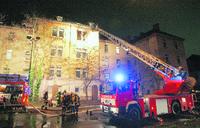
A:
0 111 200 128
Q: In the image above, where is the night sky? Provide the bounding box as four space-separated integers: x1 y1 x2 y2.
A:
0 0 200 57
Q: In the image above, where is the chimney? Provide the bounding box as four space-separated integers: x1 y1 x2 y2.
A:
153 23 160 31
56 16 63 22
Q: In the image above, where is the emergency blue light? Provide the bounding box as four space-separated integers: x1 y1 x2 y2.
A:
115 73 124 82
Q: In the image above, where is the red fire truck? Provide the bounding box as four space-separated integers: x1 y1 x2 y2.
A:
0 74 30 110
94 27 197 121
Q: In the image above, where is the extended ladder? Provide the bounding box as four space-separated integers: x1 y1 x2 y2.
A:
90 24 180 79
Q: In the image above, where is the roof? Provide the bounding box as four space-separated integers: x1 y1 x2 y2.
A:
127 23 184 43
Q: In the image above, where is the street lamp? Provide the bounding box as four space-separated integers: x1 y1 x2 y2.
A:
27 35 40 82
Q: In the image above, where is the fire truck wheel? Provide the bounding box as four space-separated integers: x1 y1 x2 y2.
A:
128 107 141 121
172 101 181 115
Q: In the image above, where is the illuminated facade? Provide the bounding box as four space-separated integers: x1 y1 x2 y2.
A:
0 19 188 99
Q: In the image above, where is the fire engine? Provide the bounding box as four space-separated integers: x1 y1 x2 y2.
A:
0 74 30 111
89 25 197 121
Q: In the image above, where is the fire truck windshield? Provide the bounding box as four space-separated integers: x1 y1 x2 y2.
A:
101 82 117 94
0 84 23 94
101 82 130 94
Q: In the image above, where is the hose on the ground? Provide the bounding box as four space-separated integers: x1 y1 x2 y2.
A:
28 103 62 117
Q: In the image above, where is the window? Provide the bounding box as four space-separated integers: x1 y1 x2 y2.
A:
56 66 62 77
163 39 167 48
165 54 169 63
177 56 181 65
49 67 55 77
127 60 131 68
116 47 120 54
52 27 58 37
6 50 12 60
76 68 81 78
51 46 63 57
52 27 64 38
57 46 63 56
174 41 178 49
82 69 88 78
104 73 110 79
103 57 109 67
76 51 81 58
76 48 87 59
51 47 56 56
77 30 87 41
104 44 108 53
77 30 82 40
59 29 64 37
75 88 79 93
116 59 121 67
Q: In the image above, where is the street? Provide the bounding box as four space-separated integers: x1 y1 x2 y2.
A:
0 110 200 128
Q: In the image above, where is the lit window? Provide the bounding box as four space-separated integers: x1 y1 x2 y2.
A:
59 28 64 37
6 50 12 60
116 47 120 54
52 27 58 37
77 30 87 40
77 30 82 40
57 46 63 56
56 66 62 77
76 68 81 78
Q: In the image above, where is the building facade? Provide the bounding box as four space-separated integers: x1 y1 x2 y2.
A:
0 17 100 100
127 23 188 95
0 19 188 99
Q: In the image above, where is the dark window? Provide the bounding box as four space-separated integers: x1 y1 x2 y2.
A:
76 51 81 58
165 54 169 63
76 68 81 78
127 60 131 68
82 69 87 78
50 47 56 56
49 67 54 77
75 88 79 92
174 41 178 49
59 29 64 37
177 56 181 65
56 66 62 77
163 42 167 48
57 46 63 56
116 59 121 67
104 44 108 53
52 27 58 37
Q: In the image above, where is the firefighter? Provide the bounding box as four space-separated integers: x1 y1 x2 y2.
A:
42 91 48 110
70 92 80 115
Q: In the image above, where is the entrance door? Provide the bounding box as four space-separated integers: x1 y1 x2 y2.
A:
92 85 98 100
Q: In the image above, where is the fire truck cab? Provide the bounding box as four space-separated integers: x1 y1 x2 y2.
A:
100 76 196 121
0 74 30 111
